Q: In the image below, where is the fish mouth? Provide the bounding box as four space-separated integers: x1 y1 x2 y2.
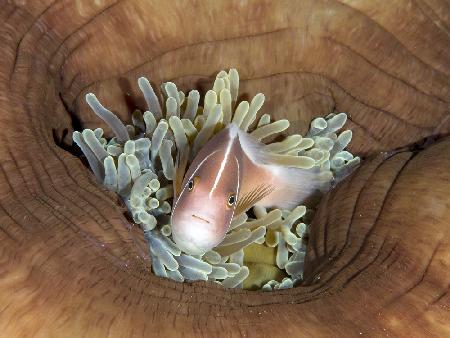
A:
191 214 211 224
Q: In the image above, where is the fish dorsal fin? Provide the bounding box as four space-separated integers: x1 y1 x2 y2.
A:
231 123 268 165
229 124 334 210
235 183 275 215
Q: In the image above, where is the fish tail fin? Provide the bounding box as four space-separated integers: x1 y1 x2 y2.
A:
259 165 333 209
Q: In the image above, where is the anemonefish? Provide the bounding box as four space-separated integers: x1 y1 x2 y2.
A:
171 123 330 255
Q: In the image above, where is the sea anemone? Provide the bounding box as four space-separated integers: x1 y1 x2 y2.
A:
73 69 359 290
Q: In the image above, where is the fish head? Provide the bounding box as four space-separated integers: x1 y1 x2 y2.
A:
171 133 240 255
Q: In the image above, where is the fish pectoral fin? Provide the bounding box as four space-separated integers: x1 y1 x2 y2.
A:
235 184 275 215
174 145 190 200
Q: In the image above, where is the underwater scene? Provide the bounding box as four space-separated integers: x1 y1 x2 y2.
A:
0 1 449 337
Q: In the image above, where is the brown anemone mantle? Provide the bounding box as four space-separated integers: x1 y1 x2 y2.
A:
0 0 449 336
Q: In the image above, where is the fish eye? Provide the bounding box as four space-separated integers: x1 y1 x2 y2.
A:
187 176 199 191
227 194 236 206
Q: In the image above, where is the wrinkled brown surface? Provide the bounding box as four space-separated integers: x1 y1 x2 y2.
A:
0 0 449 336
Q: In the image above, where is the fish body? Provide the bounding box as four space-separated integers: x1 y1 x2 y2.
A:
171 123 328 255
